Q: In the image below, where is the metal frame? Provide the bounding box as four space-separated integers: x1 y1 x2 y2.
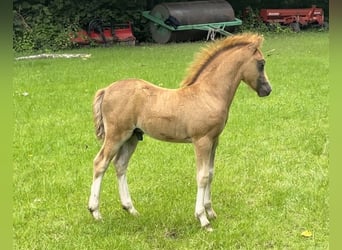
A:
142 11 242 38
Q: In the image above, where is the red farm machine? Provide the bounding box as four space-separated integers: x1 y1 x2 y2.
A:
259 5 325 31
70 19 136 46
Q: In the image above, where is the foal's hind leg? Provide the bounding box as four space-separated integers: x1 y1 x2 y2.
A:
113 135 139 216
88 128 135 220
88 139 120 220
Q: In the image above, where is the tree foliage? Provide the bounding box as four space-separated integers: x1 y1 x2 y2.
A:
13 0 329 52
13 0 149 52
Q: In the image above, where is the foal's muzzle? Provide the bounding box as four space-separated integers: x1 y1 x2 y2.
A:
257 82 272 97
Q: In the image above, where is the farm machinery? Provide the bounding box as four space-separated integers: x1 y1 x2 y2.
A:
70 2 326 46
259 5 325 31
142 0 242 43
70 19 136 46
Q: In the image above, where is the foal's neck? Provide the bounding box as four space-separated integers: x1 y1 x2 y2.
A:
194 49 246 105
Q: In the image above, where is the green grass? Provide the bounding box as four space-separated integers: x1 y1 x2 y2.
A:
13 32 329 249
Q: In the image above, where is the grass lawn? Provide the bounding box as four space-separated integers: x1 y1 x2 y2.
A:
13 31 329 249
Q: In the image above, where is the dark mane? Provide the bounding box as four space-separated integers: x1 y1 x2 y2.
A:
180 33 264 87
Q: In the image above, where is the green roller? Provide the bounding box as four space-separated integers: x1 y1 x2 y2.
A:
142 0 242 43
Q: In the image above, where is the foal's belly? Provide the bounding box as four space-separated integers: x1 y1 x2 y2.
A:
138 116 192 143
148 131 192 143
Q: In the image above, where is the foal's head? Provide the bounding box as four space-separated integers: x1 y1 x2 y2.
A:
241 46 272 97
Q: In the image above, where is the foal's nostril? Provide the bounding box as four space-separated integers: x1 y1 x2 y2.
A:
258 84 272 97
265 88 272 96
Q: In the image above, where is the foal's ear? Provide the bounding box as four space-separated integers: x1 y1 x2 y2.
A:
247 43 258 53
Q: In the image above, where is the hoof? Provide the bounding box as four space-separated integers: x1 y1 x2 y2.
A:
203 224 214 232
129 208 140 217
123 206 139 216
88 208 102 220
207 209 217 220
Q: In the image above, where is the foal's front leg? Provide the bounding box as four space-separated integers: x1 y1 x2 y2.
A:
204 139 218 220
204 168 217 220
194 137 215 231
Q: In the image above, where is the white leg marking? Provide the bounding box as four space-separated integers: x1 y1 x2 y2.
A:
195 165 211 230
195 186 210 227
193 137 217 231
204 186 217 219
204 139 218 220
118 174 139 216
204 167 217 219
88 175 103 220
114 137 139 216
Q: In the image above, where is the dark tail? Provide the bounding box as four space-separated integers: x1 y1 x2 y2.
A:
93 88 106 140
